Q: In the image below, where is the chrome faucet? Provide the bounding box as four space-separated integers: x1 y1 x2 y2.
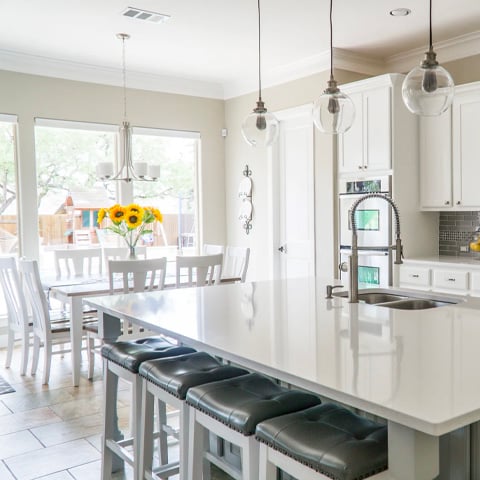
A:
349 193 403 303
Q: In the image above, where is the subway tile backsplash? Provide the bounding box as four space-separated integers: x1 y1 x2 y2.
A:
439 211 480 257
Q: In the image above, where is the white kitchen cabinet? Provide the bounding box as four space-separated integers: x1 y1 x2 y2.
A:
399 258 480 296
420 82 480 210
338 81 391 174
399 265 431 290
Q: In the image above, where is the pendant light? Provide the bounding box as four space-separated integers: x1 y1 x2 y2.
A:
312 0 355 134
241 0 279 148
402 0 454 116
96 33 160 182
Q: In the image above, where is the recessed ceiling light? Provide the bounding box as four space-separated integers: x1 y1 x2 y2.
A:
121 7 171 24
389 8 411 16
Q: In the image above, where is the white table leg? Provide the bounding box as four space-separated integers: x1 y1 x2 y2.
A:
388 421 439 480
70 297 83 387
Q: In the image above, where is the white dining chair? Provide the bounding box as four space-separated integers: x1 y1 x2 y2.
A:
101 245 147 271
202 244 225 255
0 256 31 376
176 253 223 288
53 246 103 279
19 259 93 385
85 257 168 380
222 246 250 283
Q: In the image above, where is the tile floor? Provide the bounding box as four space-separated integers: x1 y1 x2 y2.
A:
0 347 232 480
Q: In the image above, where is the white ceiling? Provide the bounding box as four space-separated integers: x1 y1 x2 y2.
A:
0 0 479 99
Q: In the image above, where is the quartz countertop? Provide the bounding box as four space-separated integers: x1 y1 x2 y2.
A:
403 255 480 267
86 277 480 437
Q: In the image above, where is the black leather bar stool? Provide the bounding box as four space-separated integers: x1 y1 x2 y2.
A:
185 372 321 480
101 337 196 480
255 403 388 480
138 351 249 480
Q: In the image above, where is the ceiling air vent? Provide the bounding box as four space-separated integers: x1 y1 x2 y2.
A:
121 7 171 24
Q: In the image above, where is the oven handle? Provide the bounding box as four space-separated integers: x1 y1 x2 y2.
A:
340 246 389 254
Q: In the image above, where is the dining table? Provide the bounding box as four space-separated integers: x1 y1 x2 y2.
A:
46 274 241 386
84 275 480 480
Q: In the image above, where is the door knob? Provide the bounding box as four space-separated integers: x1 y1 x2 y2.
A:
278 245 287 253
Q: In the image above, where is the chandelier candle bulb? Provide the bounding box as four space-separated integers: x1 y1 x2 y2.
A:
97 162 113 179
148 164 160 179
133 162 148 177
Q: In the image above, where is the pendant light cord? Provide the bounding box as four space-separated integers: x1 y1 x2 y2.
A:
257 0 262 102
329 0 334 81
429 0 433 50
121 35 128 122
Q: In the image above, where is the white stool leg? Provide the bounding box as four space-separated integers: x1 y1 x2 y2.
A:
102 360 117 479
179 402 190 480
188 408 206 480
259 444 276 480
139 379 154 480
242 435 259 480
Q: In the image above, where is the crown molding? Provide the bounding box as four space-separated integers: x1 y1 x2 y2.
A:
0 48 225 99
386 31 480 73
223 48 386 99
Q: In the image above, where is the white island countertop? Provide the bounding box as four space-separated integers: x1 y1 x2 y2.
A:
86 276 480 439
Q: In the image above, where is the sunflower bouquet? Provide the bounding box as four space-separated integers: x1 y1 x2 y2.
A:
97 203 163 252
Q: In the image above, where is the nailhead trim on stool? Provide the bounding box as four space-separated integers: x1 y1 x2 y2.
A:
100 337 196 480
185 373 322 479
138 352 250 480
255 403 388 480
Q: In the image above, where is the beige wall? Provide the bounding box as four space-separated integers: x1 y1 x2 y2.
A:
224 69 367 280
0 69 226 258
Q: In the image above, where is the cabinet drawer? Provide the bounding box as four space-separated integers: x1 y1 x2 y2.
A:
469 272 480 293
432 269 469 291
399 266 430 287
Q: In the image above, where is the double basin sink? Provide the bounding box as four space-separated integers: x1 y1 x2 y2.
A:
332 288 461 310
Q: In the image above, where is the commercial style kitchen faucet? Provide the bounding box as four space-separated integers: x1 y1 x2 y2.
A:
349 193 403 303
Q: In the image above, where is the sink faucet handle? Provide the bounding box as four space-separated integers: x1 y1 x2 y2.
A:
326 284 344 299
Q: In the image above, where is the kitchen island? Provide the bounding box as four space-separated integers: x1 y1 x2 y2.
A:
86 277 480 480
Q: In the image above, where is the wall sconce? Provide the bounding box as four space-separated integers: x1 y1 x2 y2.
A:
238 165 253 234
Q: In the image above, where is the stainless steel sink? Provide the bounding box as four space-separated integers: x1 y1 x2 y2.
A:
332 288 460 310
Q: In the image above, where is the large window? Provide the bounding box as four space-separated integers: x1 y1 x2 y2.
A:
0 117 18 256
132 128 199 253
34 120 200 270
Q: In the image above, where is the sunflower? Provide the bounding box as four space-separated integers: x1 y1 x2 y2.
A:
97 208 106 224
109 204 126 224
125 205 145 229
151 207 163 223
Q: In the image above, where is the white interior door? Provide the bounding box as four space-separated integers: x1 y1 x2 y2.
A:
272 105 315 280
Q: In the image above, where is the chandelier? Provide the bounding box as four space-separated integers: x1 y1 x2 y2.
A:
96 33 159 182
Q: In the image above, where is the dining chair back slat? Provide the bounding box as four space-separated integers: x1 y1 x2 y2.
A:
108 257 167 294
54 247 103 278
102 246 147 271
176 254 223 288
223 246 250 283
0 256 30 375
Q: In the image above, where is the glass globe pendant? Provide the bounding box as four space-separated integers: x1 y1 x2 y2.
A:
402 47 454 116
242 99 279 147
402 0 454 116
313 77 355 134
313 0 355 134
241 0 279 148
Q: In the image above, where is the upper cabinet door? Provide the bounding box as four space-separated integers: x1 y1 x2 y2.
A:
338 85 391 174
453 89 480 208
364 87 391 172
419 111 452 208
338 92 363 173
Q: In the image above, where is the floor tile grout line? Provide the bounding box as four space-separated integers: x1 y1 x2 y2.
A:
1 458 18 480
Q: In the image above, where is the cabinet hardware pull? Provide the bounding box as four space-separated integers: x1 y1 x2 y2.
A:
412 274 419 278
456 201 461 205
444 200 450 205
358 165 362 169
447 278 456 282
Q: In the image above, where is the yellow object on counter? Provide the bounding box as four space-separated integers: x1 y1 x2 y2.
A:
470 242 480 252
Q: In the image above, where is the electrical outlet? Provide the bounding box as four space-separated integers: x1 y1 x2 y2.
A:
460 245 469 253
